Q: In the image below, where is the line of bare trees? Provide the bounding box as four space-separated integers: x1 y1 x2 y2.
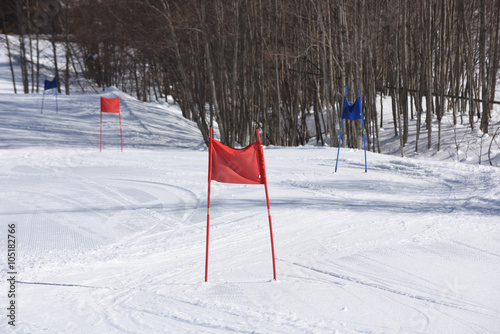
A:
2 0 499 153
1 0 75 94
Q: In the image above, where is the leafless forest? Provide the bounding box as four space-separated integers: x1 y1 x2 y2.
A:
2 0 499 153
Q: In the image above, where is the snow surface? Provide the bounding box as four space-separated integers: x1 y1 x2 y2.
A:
1 36 500 333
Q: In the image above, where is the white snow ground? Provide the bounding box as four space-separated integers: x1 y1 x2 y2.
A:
1 36 500 333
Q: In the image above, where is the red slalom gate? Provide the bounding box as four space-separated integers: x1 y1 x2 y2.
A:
205 127 276 282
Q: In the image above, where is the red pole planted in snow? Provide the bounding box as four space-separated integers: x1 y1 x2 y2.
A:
100 111 103 152
119 111 123 152
205 127 213 282
265 182 277 281
256 129 277 281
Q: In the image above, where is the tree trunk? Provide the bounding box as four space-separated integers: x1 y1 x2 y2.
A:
401 0 409 146
479 0 488 134
15 0 29 94
2 12 17 93
425 0 433 150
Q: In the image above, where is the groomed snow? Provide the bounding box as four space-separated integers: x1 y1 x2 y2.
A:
1 36 499 333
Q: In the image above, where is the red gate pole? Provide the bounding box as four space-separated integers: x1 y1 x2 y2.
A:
205 127 213 282
119 111 123 152
100 111 103 151
264 181 277 281
256 129 277 281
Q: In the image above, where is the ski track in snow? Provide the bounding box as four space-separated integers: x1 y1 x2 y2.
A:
1 115 499 334
1 40 500 333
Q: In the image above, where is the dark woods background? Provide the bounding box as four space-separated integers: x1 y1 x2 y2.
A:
1 0 499 153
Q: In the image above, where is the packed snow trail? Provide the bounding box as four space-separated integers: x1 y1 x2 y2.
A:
1 143 499 333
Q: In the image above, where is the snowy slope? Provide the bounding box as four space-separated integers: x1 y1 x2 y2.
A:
1 37 500 334
0 87 204 150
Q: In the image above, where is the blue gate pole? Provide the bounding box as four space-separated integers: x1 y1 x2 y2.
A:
335 117 343 173
41 91 45 114
336 86 348 173
361 113 367 173
359 90 367 173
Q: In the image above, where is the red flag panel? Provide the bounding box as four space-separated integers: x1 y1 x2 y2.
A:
101 97 120 113
210 139 266 184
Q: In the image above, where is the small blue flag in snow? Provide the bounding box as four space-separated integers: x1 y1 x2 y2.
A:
44 77 57 91
41 77 58 114
335 87 368 173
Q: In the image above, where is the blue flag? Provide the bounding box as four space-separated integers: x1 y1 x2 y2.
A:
44 77 57 91
342 95 363 121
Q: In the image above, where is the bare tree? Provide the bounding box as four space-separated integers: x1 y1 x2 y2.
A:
1 5 17 93
42 0 499 153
